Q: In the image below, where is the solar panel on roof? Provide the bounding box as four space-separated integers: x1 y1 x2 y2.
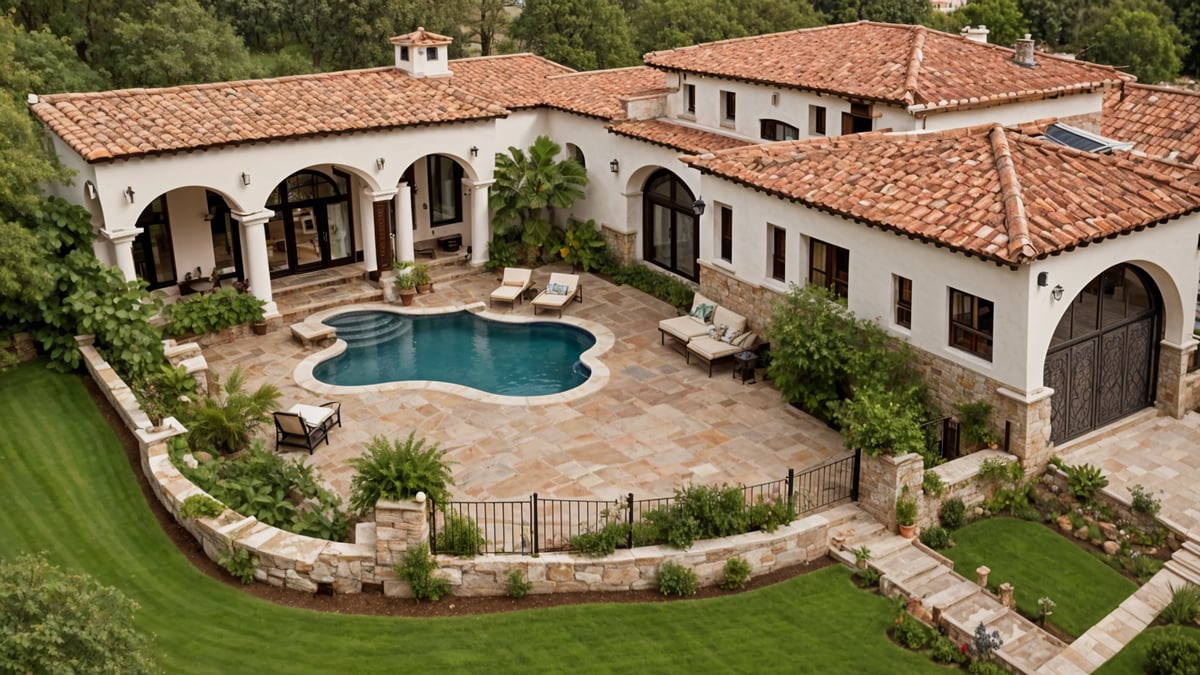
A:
1041 123 1134 154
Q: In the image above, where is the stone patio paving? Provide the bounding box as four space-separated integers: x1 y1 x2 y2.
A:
207 264 845 503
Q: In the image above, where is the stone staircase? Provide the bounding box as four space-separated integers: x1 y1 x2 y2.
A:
827 507 1067 674
272 265 383 324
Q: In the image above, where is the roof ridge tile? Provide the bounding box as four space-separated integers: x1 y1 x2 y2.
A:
902 27 925 106
990 126 1037 261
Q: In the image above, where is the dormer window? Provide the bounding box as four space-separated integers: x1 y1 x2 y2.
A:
400 46 410 61
426 47 439 61
684 84 696 115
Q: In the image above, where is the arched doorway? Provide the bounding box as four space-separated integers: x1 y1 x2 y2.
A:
265 169 355 277
1043 263 1162 444
643 170 698 280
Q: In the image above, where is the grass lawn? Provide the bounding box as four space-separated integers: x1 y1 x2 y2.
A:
0 362 944 674
942 518 1137 638
1095 625 1200 674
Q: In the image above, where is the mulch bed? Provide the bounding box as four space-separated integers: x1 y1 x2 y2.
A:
83 374 832 617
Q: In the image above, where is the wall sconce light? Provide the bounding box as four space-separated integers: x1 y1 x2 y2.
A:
470 146 479 158
1037 271 1049 287
609 159 620 173
123 186 135 203
1052 284 1064 301
375 157 386 171
203 206 217 221
240 171 251 186
84 180 97 200
692 197 706 217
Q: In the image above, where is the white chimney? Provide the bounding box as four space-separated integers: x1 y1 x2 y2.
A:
1013 34 1037 67
389 27 453 78
961 25 989 44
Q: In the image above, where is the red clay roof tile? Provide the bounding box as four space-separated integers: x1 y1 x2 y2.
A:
607 119 752 154
444 53 574 109
1103 83 1200 164
541 67 670 119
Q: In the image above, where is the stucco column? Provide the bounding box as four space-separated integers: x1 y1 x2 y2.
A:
1157 338 1199 418
232 209 278 318
468 179 493 267
363 188 396 281
101 228 142 282
395 182 414 263
997 386 1054 468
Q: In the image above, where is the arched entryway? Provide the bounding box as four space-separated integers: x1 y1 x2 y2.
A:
1043 263 1162 444
265 169 355 277
642 170 698 280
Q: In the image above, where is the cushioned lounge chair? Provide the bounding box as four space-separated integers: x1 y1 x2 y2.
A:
489 267 533 308
274 401 340 454
687 332 757 377
531 273 582 317
658 293 718 350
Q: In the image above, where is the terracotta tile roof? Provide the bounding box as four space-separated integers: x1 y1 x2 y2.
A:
390 27 453 46
1103 83 1200 164
445 53 575 109
608 119 752 154
31 67 508 162
541 67 671 119
644 22 1123 113
682 124 1200 265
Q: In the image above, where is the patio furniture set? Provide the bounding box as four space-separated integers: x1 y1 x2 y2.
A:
658 293 758 377
489 268 583 317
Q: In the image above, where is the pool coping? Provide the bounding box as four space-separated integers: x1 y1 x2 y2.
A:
291 302 614 406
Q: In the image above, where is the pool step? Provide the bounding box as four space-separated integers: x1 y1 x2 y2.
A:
325 311 410 347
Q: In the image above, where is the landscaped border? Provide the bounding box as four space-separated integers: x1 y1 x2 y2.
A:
290 302 615 406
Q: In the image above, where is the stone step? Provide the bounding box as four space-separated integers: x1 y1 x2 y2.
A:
874 545 942 585
430 262 479 284
1180 539 1200 561
941 591 1009 633
272 268 368 299
1165 560 1200 588
279 286 384 324
894 563 957 599
919 576 982 612
998 621 1067 673
822 503 867 529
1171 547 1200 578
830 519 885 548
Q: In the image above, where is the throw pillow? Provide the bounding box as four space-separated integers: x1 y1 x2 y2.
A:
547 282 568 296
721 325 742 344
689 303 714 322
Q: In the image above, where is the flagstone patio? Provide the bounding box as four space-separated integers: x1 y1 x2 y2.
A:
206 264 845 504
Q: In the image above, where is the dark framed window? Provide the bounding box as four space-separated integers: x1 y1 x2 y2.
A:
949 288 994 361
811 105 826 135
771 226 786 281
721 90 736 122
400 46 410 61
428 155 463 226
842 102 873 135
566 143 585 168
895 276 912 328
808 238 849 299
132 195 177 290
760 119 800 141
426 47 439 61
719 205 733 262
643 170 699 280
684 84 696 114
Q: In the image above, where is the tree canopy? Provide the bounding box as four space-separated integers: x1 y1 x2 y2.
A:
630 0 822 54
944 0 1032 48
511 0 638 70
1084 6 1187 82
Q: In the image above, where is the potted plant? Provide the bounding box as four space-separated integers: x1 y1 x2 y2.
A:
412 263 433 294
394 261 417 306
896 488 918 539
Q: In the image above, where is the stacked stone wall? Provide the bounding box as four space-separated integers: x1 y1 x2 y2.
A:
2 332 37 364
1157 342 1197 418
697 263 775 335
601 226 637 266
916 450 1015 529
858 452 924 531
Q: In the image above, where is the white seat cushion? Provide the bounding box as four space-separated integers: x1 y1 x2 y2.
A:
659 314 710 342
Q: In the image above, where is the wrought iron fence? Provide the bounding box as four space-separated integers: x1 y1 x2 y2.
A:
431 452 858 556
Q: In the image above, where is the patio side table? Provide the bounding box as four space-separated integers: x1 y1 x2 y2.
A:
733 350 757 384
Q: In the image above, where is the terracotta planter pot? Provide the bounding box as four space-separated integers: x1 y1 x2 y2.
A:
399 289 417 306
416 283 433 294
251 321 267 336
898 523 917 539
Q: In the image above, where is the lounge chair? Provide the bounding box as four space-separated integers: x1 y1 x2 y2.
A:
489 267 533 308
658 293 718 351
274 401 341 454
532 273 582 317
687 331 757 377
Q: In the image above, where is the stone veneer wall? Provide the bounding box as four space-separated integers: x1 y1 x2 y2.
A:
1156 341 1198 418
3 332 37 364
78 337 835 597
858 452 924 531
601 226 637 267
697 262 775 335
917 450 1015 529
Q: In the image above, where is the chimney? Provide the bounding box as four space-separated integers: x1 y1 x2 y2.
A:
961 25 989 44
1013 34 1037 67
389 27 453 78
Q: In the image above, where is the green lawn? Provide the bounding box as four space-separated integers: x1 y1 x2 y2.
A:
942 518 1138 638
1095 625 1200 674
0 362 943 674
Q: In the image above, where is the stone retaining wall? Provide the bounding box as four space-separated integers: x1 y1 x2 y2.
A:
79 337 835 597
918 450 1015 529
2 332 37 364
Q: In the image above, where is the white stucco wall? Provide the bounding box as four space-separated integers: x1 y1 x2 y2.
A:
918 92 1104 131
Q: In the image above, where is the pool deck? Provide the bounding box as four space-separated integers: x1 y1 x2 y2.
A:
207 264 845 503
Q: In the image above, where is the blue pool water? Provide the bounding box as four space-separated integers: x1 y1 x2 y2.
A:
312 311 595 396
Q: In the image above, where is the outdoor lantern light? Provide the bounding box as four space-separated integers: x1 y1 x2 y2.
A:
609 158 620 173
470 146 479 157
1037 271 1049 287
375 157 386 170
123 186 135 203
1052 285 1064 301
84 180 97 200
241 171 251 186
692 197 706 217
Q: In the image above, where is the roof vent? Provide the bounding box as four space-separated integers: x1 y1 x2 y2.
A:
1013 34 1037 67
961 25 989 44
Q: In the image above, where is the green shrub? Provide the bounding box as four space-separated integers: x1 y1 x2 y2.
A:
1147 628 1200 675
1161 585 1200 626
137 363 200 422
570 519 628 556
1068 511 1087 530
1130 484 1163 518
560 219 611 272
608 263 695 313
219 547 257 585
184 366 279 456
931 634 968 665
1063 462 1109 502
836 385 928 458
895 488 918 527
967 661 1009 675
0 553 157 674
978 457 1013 484
642 484 749 549
954 399 1000 447
179 494 225 519
163 286 266 337
745 494 795 532
397 543 449 602
892 613 931 649
940 497 967 530
920 525 953 550
856 567 881 587
505 569 532 599
657 561 697 597
437 510 486 557
718 556 753 591
484 238 519 271
923 470 946 497
348 432 455 515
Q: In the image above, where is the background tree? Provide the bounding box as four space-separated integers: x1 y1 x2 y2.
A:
631 0 821 54
467 0 515 56
1165 0 1199 74
511 0 638 70
1082 5 1187 82
944 0 1032 47
814 0 933 25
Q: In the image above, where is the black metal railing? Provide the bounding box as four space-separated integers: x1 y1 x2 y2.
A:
430 452 858 556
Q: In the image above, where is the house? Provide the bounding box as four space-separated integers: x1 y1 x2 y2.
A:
27 22 1200 465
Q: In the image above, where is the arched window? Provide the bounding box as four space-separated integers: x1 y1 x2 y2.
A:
760 119 800 141
264 169 354 276
566 143 586 168
642 170 698 280
132 195 177 290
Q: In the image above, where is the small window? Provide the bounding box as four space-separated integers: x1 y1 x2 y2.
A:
566 143 585 168
842 102 873 135
771 92 780 106
684 84 696 114
810 105 826 135
719 205 733 263
426 47 439 61
400 46 410 61
770 226 786 281
949 288 994 361
808 238 849 299
760 119 800 141
895 276 912 329
721 90 736 123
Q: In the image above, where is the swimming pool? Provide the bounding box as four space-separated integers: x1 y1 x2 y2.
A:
311 310 595 396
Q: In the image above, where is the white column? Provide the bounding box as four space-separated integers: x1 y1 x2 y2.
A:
468 179 493 267
101 228 142 282
395 182 415 263
232 209 278 318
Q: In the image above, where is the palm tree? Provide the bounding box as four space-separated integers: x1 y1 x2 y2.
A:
185 367 280 455
489 135 588 257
